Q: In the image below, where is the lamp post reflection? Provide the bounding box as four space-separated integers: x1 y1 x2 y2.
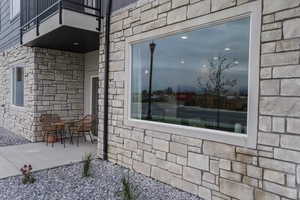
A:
147 42 156 120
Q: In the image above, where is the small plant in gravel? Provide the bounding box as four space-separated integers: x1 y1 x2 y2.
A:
20 164 35 184
82 153 93 177
118 173 140 200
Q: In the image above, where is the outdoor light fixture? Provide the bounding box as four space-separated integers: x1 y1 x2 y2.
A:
224 47 231 51
73 42 79 46
181 36 188 40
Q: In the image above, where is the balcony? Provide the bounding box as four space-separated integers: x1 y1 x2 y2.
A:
20 0 102 53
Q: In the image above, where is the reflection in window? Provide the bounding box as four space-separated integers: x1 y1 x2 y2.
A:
131 17 250 134
12 67 24 106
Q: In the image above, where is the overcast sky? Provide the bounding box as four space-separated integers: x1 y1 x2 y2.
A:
132 17 250 94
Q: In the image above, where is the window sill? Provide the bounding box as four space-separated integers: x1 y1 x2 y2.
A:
125 117 256 148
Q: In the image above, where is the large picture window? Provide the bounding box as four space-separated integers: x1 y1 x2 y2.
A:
12 67 24 107
131 17 250 135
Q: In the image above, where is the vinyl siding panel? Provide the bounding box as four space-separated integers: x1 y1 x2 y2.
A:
0 0 21 52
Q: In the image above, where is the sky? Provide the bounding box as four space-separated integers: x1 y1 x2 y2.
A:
132 17 251 94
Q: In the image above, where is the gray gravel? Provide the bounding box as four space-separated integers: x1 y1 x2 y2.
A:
0 159 203 200
0 127 30 147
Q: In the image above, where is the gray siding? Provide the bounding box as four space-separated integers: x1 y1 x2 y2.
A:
0 0 21 53
0 0 138 52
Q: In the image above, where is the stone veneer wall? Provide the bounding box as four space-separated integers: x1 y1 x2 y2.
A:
33 48 85 140
0 46 85 141
0 46 36 140
98 0 300 199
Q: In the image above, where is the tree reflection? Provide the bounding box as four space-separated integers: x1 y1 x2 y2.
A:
197 54 239 129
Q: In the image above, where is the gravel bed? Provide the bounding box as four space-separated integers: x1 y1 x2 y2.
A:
0 159 203 200
0 127 30 147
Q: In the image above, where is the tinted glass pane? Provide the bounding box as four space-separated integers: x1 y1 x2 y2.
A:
13 67 24 106
131 17 250 134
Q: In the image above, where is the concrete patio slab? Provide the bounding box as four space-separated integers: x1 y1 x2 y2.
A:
0 128 30 147
0 142 97 179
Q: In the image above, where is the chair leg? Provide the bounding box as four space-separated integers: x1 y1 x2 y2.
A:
77 133 79 147
70 132 73 144
83 132 87 143
89 131 94 144
60 129 63 144
63 129 66 148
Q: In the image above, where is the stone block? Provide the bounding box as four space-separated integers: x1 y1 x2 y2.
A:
281 134 300 151
273 65 300 78
261 42 275 54
220 178 254 200
188 152 209 170
141 9 158 24
153 138 169 152
258 132 280 146
172 0 189 8
183 166 202 184
203 172 215 183
264 169 285 185
211 0 236 12
124 139 138 151
281 79 300 96
259 116 271 131
170 142 187 157
232 161 246 175
275 7 300 21
261 30 282 42
172 135 202 147
167 6 187 24
260 80 280 96
198 186 211 200
283 18 300 39
272 117 285 133
146 130 171 140
203 141 235 160
274 148 300 163
187 0 210 19
259 157 295 174
144 151 156 165
133 160 151 176
263 0 300 14
263 181 297 199
260 97 300 117
276 38 300 52
287 118 300 134
260 68 272 79
220 170 242 182
261 52 299 67
247 165 262 179
255 189 280 200
219 159 231 170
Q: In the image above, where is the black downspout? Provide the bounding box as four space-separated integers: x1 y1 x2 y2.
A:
103 0 112 161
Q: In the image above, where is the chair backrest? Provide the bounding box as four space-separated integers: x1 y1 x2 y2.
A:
40 114 61 131
79 115 96 131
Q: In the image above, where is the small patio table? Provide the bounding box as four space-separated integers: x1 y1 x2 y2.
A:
51 120 77 147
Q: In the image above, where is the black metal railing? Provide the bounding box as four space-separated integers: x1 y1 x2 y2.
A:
20 0 103 44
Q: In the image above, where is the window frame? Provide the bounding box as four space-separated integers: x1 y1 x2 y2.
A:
10 0 20 21
124 1 261 148
11 66 24 107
